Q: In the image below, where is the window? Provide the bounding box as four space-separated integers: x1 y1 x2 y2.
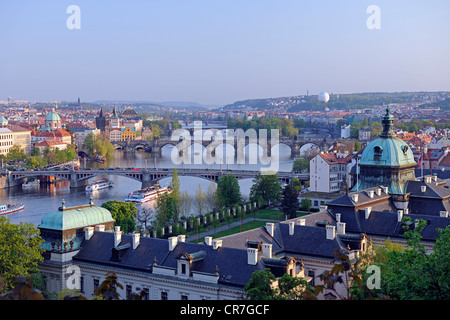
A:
161 291 168 300
143 288 149 300
181 294 188 300
93 279 99 292
181 263 186 275
126 285 132 300
373 146 382 161
308 270 315 286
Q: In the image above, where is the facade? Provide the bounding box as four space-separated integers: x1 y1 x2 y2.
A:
0 128 14 156
37 201 307 300
121 127 135 141
110 128 122 142
358 127 372 140
8 125 32 156
310 152 354 193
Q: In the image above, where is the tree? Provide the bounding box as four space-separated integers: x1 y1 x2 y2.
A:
170 169 181 221
376 219 450 300
244 269 277 300
179 191 192 218
83 133 114 157
299 197 311 212
193 184 207 217
205 181 218 213
153 192 177 229
281 185 299 219
6 145 26 162
292 158 309 173
94 271 123 300
0 217 44 294
249 172 282 205
216 174 241 208
101 200 137 234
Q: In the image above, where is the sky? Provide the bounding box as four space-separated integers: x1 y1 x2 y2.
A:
0 0 449 106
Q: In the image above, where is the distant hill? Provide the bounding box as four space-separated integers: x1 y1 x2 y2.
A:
223 92 450 112
420 97 450 110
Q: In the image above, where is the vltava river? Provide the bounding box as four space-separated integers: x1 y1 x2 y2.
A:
3 144 294 227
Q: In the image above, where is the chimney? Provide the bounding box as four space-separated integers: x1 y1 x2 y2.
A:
404 208 409 215
168 236 178 251
178 235 186 243
205 236 213 246
297 219 306 226
421 185 427 193
383 186 389 194
440 211 449 218
95 224 105 232
213 239 222 250
337 222 346 234
114 226 122 247
397 210 404 222
433 175 438 182
367 190 374 198
365 207 372 219
375 188 382 196
266 223 275 237
84 226 94 240
351 194 359 203
336 213 341 222
289 221 295 236
132 232 140 250
247 248 258 265
319 205 328 211
262 243 272 258
326 225 336 240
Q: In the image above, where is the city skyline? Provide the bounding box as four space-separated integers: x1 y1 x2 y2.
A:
1 1 449 105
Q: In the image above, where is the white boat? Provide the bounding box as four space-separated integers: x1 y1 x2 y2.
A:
22 179 40 188
85 179 114 192
0 203 25 216
125 186 172 203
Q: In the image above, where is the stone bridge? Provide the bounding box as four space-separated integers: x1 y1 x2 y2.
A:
5 168 309 189
112 134 328 159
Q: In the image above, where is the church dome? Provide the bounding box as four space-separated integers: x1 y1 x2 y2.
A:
352 107 417 195
359 107 416 168
45 108 61 122
38 203 114 231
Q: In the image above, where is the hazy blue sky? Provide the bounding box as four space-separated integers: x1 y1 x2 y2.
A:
1 1 449 105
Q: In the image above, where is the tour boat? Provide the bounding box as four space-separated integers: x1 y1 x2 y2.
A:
22 179 40 188
85 179 114 192
125 186 172 203
0 203 25 216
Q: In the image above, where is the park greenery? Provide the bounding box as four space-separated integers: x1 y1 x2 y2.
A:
1 144 77 169
227 117 298 137
83 133 114 157
100 200 138 234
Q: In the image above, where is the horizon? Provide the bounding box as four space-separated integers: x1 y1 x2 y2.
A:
1 1 449 105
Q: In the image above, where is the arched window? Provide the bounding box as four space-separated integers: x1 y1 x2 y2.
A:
374 146 383 161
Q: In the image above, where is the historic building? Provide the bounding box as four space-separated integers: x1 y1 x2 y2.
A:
95 107 111 136
352 107 417 195
44 108 62 131
37 200 307 300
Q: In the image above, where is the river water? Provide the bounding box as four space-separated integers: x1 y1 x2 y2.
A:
4 144 294 227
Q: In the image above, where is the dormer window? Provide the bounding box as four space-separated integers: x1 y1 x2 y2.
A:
401 145 409 155
373 146 383 161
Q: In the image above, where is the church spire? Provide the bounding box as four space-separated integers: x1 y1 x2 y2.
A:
380 106 395 138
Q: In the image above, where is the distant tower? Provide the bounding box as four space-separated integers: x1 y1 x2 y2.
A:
95 107 110 136
77 97 81 107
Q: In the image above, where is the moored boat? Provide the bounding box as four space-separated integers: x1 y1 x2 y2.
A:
0 203 25 216
85 179 114 192
22 179 40 188
125 186 172 203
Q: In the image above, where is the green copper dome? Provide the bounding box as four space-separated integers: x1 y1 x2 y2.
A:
38 203 114 231
352 107 417 194
45 108 61 122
